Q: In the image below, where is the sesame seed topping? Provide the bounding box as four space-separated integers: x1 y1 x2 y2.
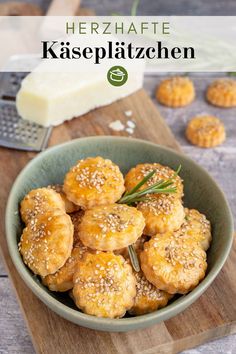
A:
134 272 165 300
138 195 175 216
73 158 121 193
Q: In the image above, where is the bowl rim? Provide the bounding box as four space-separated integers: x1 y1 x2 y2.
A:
5 136 234 331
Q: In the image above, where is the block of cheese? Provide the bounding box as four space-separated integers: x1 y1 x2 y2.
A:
16 68 144 127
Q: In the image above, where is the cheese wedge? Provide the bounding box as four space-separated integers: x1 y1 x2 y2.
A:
16 68 143 127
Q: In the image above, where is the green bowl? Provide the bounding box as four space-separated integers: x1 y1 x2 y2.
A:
5 136 234 332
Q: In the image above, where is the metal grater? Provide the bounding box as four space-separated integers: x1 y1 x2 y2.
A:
0 72 52 151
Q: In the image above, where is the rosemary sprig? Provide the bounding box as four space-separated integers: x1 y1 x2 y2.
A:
122 170 156 197
131 0 140 16
128 245 140 272
118 165 181 205
119 165 181 271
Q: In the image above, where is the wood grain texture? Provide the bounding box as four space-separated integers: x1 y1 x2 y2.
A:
0 89 236 354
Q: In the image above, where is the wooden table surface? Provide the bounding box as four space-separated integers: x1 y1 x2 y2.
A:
0 1 236 353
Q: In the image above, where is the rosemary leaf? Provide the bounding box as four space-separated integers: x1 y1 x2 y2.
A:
174 164 182 176
118 165 181 205
126 170 156 196
118 164 181 271
131 0 140 16
128 245 140 272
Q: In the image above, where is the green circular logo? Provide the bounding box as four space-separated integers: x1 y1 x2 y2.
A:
107 66 128 87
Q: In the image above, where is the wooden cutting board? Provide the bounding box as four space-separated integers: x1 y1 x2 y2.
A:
0 89 236 354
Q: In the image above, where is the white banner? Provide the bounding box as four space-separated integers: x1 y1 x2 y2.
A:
0 16 235 73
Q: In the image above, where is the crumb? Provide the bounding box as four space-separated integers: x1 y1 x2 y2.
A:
126 127 134 135
109 120 125 132
124 110 133 117
127 120 136 129
109 118 136 135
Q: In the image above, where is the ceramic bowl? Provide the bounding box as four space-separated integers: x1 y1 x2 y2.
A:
5 137 234 332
